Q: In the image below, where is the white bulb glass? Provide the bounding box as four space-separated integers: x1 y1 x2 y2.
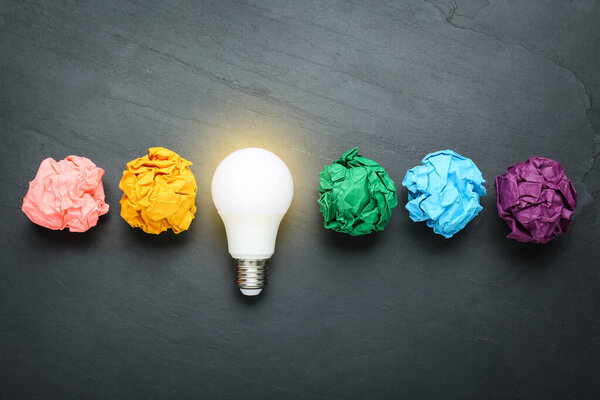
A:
211 148 293 296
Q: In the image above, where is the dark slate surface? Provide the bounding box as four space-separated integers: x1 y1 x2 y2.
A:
2 0 600 399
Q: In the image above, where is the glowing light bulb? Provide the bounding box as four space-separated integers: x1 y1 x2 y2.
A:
211 148 294 296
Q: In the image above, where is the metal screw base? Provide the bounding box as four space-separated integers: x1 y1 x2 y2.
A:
235 259 268 295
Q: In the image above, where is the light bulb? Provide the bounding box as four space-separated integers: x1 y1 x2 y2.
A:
211 148 294 296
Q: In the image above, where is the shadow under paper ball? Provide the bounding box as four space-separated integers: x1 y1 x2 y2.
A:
121 219 196 249
322 226 381 251
490 208 562 269
28 211 112 250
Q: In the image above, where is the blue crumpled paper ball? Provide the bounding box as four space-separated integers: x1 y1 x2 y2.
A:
402 150 486 238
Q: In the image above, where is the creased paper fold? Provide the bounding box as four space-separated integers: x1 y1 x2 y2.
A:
318 148 398 236
495 156 576 243
22 156 109 232
402 150 486 238
119 147 197 234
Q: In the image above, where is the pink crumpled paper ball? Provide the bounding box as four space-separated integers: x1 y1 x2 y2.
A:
22 156 110 232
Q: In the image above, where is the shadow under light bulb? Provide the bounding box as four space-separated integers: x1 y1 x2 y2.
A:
211 148 294 296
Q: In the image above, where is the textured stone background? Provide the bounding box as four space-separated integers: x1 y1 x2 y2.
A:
1 0 599 398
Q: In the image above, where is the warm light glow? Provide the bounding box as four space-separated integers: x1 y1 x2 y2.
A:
212 148 293 215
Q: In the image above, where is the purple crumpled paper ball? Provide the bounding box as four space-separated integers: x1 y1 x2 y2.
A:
495 156 577 243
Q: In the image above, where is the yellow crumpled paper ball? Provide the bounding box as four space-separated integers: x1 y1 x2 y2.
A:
119 147 197 234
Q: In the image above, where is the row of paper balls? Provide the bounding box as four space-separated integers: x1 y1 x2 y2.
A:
318 148 576 243
21 147 577 244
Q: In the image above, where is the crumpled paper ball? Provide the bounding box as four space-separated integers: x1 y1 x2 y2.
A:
495 156 577 243
119 147 197 234
317 148 398 236
22 156 109 232
402 150 486 238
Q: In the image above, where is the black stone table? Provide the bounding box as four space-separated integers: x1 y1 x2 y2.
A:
2 1 600 399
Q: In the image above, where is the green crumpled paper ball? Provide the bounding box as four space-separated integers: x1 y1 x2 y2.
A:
318 148 398 236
